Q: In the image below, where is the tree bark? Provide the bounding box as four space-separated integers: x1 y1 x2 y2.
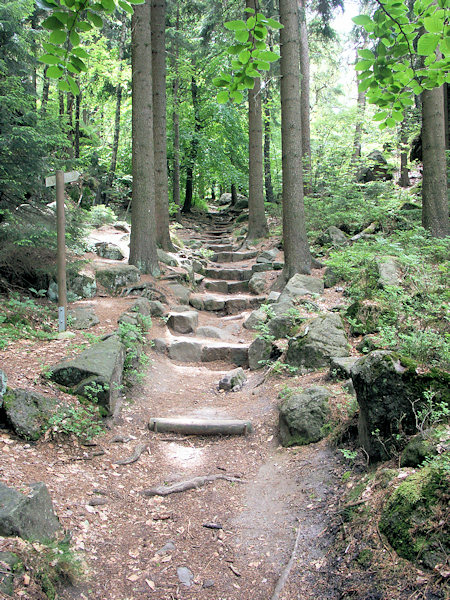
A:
263 81 275 203
421 86 449 238
40 66 49 116
105 17 127 205
129 0 160 275
231 183 238 206
398 117 410 187
171 1 181 219
182 77 200 213
75 87 80 159
246 0 268 240
298 0 311 194
152 0 174 250
279 0 311 278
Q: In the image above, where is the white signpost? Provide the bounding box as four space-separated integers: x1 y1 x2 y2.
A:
45 170 81 332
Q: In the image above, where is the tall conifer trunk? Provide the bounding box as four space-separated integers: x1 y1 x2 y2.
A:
298 0 311 194
263 81 275 203
171 2 181 219
246 0 268 240
152 0 174 250
129 0 160 274
279 0 311 278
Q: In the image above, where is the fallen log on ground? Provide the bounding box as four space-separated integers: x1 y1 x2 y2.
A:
148 417 252 436
141 474 246 497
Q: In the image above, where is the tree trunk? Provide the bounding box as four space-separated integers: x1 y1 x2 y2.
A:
182 77 200 213
263 81 275 203
129 0 160 275
152 0 174 250
75 87 80 159
40 66 49 115
59 91 64 118
105 17 127 205
171 1 181 219
298 0 311 194
279 0 311 278
421 86 449 238
246 0 268 240
231 183 238 206
398 118 410 187
352 49 366 164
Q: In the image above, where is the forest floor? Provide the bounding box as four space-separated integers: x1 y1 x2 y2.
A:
0 209 445 600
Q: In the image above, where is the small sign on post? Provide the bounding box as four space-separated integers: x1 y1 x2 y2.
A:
45 170 81 332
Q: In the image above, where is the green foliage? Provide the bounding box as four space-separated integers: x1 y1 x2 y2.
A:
86 204 118 228
48 403 103 440
352 1 449 127
213 8 282 104
0 292 56 348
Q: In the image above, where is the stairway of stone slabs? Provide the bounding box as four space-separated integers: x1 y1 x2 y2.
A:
151 210 272 434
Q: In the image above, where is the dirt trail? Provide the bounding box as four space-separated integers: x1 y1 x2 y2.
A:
1 209 346 600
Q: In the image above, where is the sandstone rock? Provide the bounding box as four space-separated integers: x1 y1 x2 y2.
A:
2 389 67 440
317 226 348 246
257 248 278 263
218 367 247 391
279 386 330 447
0 482 61 542
168 340 202 362
68 307 99 330
329 356 360 379
167 283 191 304
95 264 140 294
248 337 273 370
248 272 266 295
0 551 21 596
196 326 227 340
243 309 267 331
167 311 198 334
95 242 124 261
286 313 350 370
69 273 97 299
375 255 402 287
50 335 125 414
278 274 324 304
324 267 339 288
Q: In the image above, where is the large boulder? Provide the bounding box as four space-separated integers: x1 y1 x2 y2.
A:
351 351 450 460
68 307 99 330
95 264 140 294
278 274 324 304
356 150 393 183
248 272 266 295
218 192 232 205
1 389 67 440
166 283 191 305
317 226 348 247
234 197 249 211
0 482 61 542
243 309 267 331
167 311 198 334
278 386 331 447
345 300 384 335
95 242 125 261
0 551 22 596
50 335 125 414
375 255 402 288
68 273 97 299
248 337 280 370
286 313 350 370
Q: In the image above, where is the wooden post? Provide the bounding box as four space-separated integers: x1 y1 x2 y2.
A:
55 170 67 332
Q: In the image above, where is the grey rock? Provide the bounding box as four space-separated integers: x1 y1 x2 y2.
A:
273 261 284 270
252 262 273 273
204 296 226 311
279 386 330 447
243 309 267 331
55 331 76 340
130 297 152 316
69 273 97 299
203 579 215 588
50 335 125 414
286 313 350 370
218 192 232 205
205 280 229 294
201 344 249 367
2 389 66 440
157 540 176 554
148 301 166 317
324 267 339 289
196 326 227 339
257 248 278 263
68 307 99 330
95 264 140 294
248 272 266 295
168 341 202 362
267 291 281 304
234 197 249 211
0 551 21 596
329 356 359 379
346 300 384 335
177 566 194 587
279 274 324 303
0 482 61 542
375 255 401 287
152 338 168 354
219 367 247 391
248 337 272 371
95 242 124 261
268 315 296 340
356 334 381 354
0 369 7 403
47 280 58 302
317 226 348 247
169 304 194 313
113 221 130 233
167 311 198 334
157 249 179 267
351 351 449 460
167 283 191 304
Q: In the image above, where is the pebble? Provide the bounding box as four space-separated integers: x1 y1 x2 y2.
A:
177 566 194 587
203 579 215 588
157 540 176 554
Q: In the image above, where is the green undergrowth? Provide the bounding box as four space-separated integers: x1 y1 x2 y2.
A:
324 227 449 370
0 293 57 349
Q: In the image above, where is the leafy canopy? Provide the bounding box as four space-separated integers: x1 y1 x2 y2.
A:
35 0 144 95
212 7 282 104
352 0 449 129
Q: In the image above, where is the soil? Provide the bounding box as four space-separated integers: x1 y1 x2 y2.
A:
0 211 445 600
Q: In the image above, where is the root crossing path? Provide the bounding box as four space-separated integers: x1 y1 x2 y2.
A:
64 210 344 600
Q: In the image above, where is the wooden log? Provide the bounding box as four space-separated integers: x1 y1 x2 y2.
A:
148 417 253 436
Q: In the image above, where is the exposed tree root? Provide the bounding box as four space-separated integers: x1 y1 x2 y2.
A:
113 443 149 465
270 517 301 600
141 474 246 497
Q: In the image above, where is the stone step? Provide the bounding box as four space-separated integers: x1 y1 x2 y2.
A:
207 244 234 252
153 337 250 366
204 280 249 294
189 293 265 314
205 267 253 281
212 251 258 263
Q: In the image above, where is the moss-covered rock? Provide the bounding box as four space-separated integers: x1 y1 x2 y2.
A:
346 300 385 335
379 464 449 570
400 434 438 468
0 551 22 596
95 264 140 294
278 386 331 447
2 389 67 440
